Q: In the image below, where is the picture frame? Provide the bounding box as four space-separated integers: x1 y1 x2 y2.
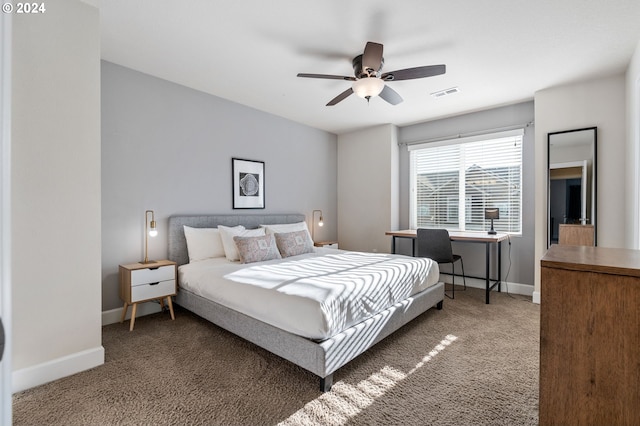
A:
232 158 265 209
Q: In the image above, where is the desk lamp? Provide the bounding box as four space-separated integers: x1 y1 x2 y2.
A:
485 208 499 235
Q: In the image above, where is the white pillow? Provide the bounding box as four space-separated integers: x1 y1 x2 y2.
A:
218 225 265 261
261 222 312 242
183 226 227 262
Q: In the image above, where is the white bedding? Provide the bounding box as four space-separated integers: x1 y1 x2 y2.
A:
178 248 440 340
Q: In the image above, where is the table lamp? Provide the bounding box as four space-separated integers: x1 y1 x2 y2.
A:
312 209 323 241
141 209 158 264
485 208 499 235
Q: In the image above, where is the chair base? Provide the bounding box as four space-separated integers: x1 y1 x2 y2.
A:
444 258 467 299
444 283 467 299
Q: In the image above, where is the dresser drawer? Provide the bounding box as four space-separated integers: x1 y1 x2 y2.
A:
131 279 175 302
130 265 175 286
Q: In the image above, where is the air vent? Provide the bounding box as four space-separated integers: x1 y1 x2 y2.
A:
431 87 460 99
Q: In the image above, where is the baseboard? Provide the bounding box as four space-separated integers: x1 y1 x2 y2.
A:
438 274 534 298
14 303 164 392
532 291 540 304
12 346 104 393
102 301 163 326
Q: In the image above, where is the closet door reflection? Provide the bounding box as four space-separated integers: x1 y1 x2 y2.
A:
548 127 596 246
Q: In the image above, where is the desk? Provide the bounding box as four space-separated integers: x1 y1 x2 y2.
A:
385 230 509 304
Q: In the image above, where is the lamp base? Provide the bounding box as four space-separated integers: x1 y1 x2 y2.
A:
487 218 497 235
139 259 157 264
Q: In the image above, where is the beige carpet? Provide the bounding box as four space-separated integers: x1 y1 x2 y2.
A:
13 287 539 425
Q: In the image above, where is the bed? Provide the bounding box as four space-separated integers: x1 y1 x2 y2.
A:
168 214 444 391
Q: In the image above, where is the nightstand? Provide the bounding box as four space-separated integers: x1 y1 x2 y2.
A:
119 259 177 331
314 241 339 249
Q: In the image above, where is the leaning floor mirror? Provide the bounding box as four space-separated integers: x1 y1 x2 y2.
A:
547 127 597 247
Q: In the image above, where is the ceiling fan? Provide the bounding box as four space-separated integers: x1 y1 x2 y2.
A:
297 41 446 106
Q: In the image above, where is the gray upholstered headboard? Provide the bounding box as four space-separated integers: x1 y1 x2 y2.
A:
168 213 306 266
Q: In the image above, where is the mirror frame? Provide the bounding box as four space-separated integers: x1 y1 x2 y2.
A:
547 127 597 247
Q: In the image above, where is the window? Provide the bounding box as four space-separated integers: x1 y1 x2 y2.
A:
409 129 523 234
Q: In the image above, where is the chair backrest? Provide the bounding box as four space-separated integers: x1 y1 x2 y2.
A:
416 228 454 263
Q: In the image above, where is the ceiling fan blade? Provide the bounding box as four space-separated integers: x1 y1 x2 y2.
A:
362 42 384 73
297 73 356 81
381 64 446 81
379 85 403 105
326 88 354 106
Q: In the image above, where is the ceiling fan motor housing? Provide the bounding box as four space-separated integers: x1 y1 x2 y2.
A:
352 54 384 78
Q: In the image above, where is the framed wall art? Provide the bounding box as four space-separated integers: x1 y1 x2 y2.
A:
232 158 265 209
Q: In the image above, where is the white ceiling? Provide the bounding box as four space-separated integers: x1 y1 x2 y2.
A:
98 0 640 135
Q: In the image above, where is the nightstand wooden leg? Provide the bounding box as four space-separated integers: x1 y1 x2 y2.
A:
159 298 165 310
166 296 175 320
129 303 138 331
120 302 129 323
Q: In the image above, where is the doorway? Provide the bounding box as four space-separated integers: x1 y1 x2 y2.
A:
549 162 588 244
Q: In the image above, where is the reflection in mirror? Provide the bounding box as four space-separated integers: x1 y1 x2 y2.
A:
547 127 597 247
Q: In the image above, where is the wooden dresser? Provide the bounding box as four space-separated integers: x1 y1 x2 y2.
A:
540 245 640 425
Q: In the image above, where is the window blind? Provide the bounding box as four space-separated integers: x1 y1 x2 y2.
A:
410 129 523 233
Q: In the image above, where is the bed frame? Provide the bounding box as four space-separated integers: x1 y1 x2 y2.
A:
168 214 445 391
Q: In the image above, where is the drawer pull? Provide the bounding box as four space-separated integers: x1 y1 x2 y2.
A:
149 282 159 286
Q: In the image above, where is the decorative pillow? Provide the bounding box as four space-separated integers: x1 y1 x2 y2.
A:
233 234 282 264
275 230 315 258
218 225 265 261
183 226 226 262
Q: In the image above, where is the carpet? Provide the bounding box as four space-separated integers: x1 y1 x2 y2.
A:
13 286 539 425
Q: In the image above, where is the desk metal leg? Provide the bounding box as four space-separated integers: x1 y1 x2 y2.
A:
485 242 490 304
389 235 416 256
485 241 503 303
498 241 502 292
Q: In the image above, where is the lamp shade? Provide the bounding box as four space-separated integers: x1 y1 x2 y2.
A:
352 77 384 99
484 208 500 220
149 219 158 237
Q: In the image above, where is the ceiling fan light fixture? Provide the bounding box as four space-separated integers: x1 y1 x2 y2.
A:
352 77 384 99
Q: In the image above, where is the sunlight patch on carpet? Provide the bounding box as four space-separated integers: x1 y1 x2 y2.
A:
279 334 458 425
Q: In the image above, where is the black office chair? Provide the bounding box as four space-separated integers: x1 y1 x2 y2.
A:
416 228 466 299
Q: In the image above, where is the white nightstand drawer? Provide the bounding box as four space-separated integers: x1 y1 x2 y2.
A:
130 265 175 286
131 279 175 302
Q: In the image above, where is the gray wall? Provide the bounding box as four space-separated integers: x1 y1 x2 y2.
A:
12 0 103 390
533 75 626 296
337 124 399 253
397 102 536 287
101 61 338 311
625 41 640 250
